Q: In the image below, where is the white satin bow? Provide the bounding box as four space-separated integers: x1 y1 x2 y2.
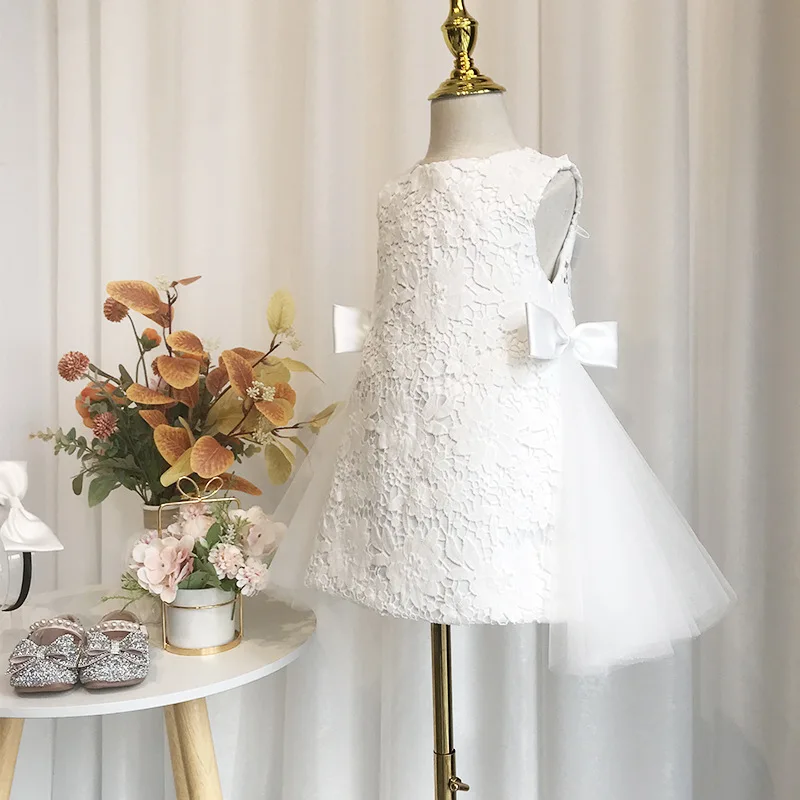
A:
0 462 63 553
333 305 372 353
525 303 618 368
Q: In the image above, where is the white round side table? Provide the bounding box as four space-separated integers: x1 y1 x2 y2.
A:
0 585 316 800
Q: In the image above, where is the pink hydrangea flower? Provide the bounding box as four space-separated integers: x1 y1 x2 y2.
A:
167 504 214 544
131 534 194 604
236 557 269 597
233 506 286 559
208 543 245 580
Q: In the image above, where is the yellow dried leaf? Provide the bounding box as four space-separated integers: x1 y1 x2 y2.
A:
205 392 247 435
283 358 321 380
166 330 205 356
160 447 194 486
153 425 191 466
254 359 290 386
255 397 293 426
308 402 340 430
173 275 202 287
139 409 168 429
267 289 296 334
190 436 235 479
154 356 200 390
220 350 254 398
288 435 309 456
265 442 292 484
126 383 177 407
106 280 162 315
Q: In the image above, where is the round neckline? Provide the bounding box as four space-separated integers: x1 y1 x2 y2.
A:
414 146 534 170
380 146 537 200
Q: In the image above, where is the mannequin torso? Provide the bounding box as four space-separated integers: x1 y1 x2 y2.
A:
423 94 576 279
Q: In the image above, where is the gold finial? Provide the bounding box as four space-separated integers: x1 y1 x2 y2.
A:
429 0 506 101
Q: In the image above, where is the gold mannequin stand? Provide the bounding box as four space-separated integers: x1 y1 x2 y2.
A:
431 624 470 798
428 4 504 796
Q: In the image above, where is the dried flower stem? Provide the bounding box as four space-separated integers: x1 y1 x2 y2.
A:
87 365 120 386
127 314 150 386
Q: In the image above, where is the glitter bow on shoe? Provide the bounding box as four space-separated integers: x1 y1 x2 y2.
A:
7 617 84 692
78 612 150 689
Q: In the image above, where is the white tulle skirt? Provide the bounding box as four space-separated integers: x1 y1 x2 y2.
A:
269 354 734 676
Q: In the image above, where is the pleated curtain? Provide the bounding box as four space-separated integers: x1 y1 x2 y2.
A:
1 1 798 798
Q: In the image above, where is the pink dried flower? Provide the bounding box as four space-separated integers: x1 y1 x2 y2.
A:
57 351 90 382
236 557 269 597
208 543 245 580
131 534 194 604
92 411 118 440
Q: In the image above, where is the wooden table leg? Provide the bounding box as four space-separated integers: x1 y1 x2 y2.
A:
0 719 23 800
164 699 222 800
164 705 190 800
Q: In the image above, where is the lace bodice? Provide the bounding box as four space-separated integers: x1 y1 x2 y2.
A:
306 148 583 624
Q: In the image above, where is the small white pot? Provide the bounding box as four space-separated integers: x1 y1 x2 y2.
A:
164 588 238 651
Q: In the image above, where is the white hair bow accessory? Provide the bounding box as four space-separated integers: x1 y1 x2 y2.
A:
525 302 618 368
0 462 63 552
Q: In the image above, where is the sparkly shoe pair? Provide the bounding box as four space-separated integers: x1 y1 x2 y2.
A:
7 611 150 693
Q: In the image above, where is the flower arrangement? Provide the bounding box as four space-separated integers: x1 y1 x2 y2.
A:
33 277 337 507
125 501 285 603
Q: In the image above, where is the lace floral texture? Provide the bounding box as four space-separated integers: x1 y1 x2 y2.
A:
306 149 583 625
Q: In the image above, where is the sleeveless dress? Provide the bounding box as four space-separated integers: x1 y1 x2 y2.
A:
271 148 734 675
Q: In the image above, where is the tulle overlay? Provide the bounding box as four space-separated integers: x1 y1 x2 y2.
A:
269 355 734 675
546 355 734 674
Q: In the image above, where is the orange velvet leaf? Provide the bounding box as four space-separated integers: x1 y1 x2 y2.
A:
143 302 172 329
106 281 162 315
220 350 254 398
205 367 228 396
166 330 205 356
232 347 266 366
154 356 200 390
126 383 177 406
218 473 263 496
173 382 200 408
190 436 235 479
255 397 293 426
273 382 297 407
153 425 192 466
139 409 169 429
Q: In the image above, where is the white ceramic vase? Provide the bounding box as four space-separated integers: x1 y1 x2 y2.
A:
165 587 238 651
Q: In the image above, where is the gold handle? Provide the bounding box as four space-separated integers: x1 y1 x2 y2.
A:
449 777 470 792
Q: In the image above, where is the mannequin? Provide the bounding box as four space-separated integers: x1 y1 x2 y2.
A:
421 4 580 797
423 93 577 279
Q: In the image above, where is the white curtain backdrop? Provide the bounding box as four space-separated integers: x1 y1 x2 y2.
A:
1 0 797 798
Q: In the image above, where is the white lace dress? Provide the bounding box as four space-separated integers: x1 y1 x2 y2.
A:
271 148 734 674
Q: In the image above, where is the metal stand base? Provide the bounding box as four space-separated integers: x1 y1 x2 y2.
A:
431 624 470 799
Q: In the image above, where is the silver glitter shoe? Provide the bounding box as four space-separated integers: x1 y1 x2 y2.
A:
7 615 84 693
78 610 150 690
